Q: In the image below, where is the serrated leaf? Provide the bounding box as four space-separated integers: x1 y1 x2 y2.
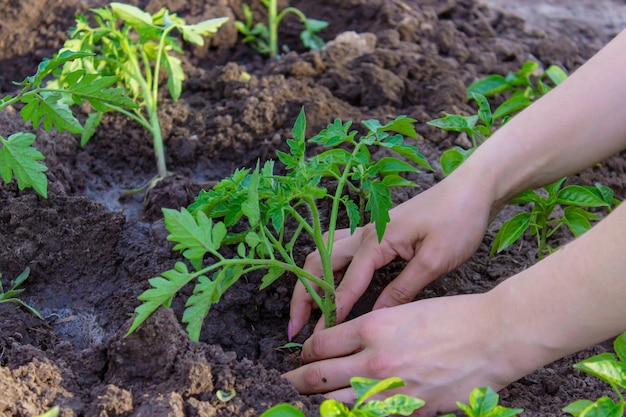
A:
20 93 83 134
163 208 212 267
182 275 214 341
259 267 285 290
81 112 103 146
370 157 419 176
126 262 194 335
182 17 229 45
242 166 261 227
111 2 154 28
0 132 48 198
366 181 392 242
379 115 418 139
490 211 532 255
162 53 184 101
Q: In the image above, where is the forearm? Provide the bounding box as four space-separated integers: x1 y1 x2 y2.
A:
491 200 626 375
452 28 626 213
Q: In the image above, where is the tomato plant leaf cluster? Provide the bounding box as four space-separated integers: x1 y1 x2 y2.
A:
128 108 432 340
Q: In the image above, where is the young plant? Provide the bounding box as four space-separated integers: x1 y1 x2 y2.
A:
260 377 425 417
491 178 618 259
54 3 228 185
428 61 567 176
441 386 523 417
235 0 327 58
127 107 432 341
0 267 44 320
563 331 626 416
0 50 137 198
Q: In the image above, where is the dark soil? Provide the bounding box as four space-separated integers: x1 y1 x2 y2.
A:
1 0 625 416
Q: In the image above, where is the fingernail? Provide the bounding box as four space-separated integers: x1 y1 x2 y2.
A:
287 320 293 342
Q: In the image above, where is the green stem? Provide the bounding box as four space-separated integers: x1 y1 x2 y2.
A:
268 0 279 58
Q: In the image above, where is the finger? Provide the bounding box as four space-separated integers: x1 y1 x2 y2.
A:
332 228 399 324
324 387 358 404
289 279 319 339
301 318 363 363
373 243 442 309
284 351 366 394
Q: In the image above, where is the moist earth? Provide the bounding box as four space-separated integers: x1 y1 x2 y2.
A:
1 0 625 416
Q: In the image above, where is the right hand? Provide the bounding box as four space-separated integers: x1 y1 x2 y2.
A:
289 175 496 338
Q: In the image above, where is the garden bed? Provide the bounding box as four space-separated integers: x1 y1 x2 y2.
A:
1 0 626 415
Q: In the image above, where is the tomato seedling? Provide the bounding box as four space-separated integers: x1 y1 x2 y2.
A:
127 107 432 340
441 386 523 417
0 50 136 198
563 331 626 416
0 267 44 320
260 377 425 417
235 0 327 58
54 3 227 186
491 178 618 259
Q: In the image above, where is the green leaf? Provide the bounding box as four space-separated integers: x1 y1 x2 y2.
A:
259 267 285 290
343 196 361 233
614 332 626 363
163 208 212 267
379 115 418 139
427 113 478 134
563 399 595 416
470 92 492 128
468 386 498 414
81 112 103 146
544 65 568 86
370 157 418 176
366 180 392 242
182 275 213 341
126 262 194 336
0 132 48 198
509 189 544 205
351 377 405 406
361 394 425 416
575 397 624 417
182 17 229 45
574 353 626 389
241 166 261 227
293 107 307 143
439 147 474 176
111 2 154 28
493 96 532 120
467 74 510 97
260 403 306 417
490 212 532 255
381 174 415 188
320 399 351 417
36 407 60 417
563 206 595 237
20 93 83 134
557 185 610 208
163 53 184 101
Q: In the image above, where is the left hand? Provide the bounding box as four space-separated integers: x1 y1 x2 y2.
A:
283 292 541 416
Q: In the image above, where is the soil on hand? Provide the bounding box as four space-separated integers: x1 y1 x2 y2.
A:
1 0 625 416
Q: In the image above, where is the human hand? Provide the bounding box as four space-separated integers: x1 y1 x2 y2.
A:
288 176 495 338
284 292 536 416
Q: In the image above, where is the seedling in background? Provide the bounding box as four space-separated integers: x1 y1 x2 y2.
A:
0 50 136 198
429 62 618 258
235 0 327 58
441 386 523 417
491 178 618 259
428 61 568 176
563 331 626 416
54 3 227 187
0 267 44 320
127 107 432 341
260 377 425 417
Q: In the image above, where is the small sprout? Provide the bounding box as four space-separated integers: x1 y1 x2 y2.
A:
216 389 236 402
0 267 44 320
276 341 303 351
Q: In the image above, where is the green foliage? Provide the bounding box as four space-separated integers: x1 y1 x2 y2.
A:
36 407 60 417
235 0 327 58
128 107 432 340
441 387 523 417
0 267 44 320
491 178 618 259
563 331 626 416
55 3 228 179
261 377 425 417
429 61 618 257
0 50 136 198
429 61 568 176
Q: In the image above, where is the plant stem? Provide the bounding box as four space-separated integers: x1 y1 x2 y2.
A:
268 0 279 58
